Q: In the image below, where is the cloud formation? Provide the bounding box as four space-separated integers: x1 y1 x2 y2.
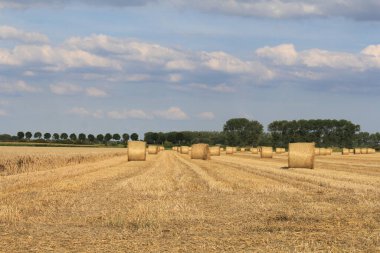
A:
0 26 49 43
50 83 108 97
68 106 189 120
1 0 380 20
153 107 189 120
0 80 40 94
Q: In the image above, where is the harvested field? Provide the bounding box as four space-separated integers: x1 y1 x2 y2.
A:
0 147 379 252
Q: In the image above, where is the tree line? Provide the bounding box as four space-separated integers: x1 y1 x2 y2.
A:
1 118 379 149
0 132 140 145
145 118 379 149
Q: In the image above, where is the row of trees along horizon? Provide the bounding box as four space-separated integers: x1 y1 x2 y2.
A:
1 118 379 149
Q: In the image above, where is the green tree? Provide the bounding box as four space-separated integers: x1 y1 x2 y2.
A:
53 133 60 141
122 133 129 142
78 133 86 143
60 133 68 140
17 131 25 140
34 132 42 139
88 134 95 143
25 132 32 140
97 134 104 143
44 133 51 140
70 133 77 142
131 133 139 141
113 133 121 142
104 133 112 144
223 118 263 146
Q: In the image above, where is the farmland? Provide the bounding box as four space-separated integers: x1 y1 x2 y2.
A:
0 147 379 252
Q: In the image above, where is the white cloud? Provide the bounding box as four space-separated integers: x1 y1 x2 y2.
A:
85 87 107 97
256 43 380 72
67 107 103 118
154 106 189 120
361 45 380 68
168 74 183 83
256 44 298 66
65 34 185 65
50 83 82 95
189 83 235 93
50 84 108 97
0 44 121 70
300 49 364 69
107 109 152 120
197 111 215 120
0 25 49 43
0 80 40 93
201 51 275 80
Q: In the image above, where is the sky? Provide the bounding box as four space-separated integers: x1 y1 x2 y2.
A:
0 0 380 136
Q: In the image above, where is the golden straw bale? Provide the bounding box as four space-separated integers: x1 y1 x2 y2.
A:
260 147 273 158
148 145 158 154
232 147 237 153
159 146 164 151
342 148 349 155
319 148 327 156
220 148 225 152
276 148 286 154
128 141 146 161
240 148 246 152
349 149 354 153
250 148 258 154
191 144 210 160
314 148 320 156
326 148 332 155
180 146 190 154
354 148 361 154
226 147 234 155
209 146 221 156
361 148 368 154
288 143 315 169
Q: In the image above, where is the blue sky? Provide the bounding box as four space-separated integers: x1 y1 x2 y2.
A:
0 0 380 136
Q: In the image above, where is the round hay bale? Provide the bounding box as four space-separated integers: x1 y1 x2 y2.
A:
148 145 158 154
180 146 189 154
288 143 315 169
319 148 327 156
342 148 349 155
354 148 361 154
260 147 273 158
220 147 225 152
191 144 210 160
314 148 320 156
250 148 258 154
128 141 146 161
159 146 164 151
361 148 368 154
276 148 286 154
209 146 221 156
240 148 246 152
326 148 332 155
349 149 354 153
226 147 234 155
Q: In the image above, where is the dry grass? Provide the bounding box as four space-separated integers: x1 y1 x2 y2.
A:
0 146 127 175
0 147 379 252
